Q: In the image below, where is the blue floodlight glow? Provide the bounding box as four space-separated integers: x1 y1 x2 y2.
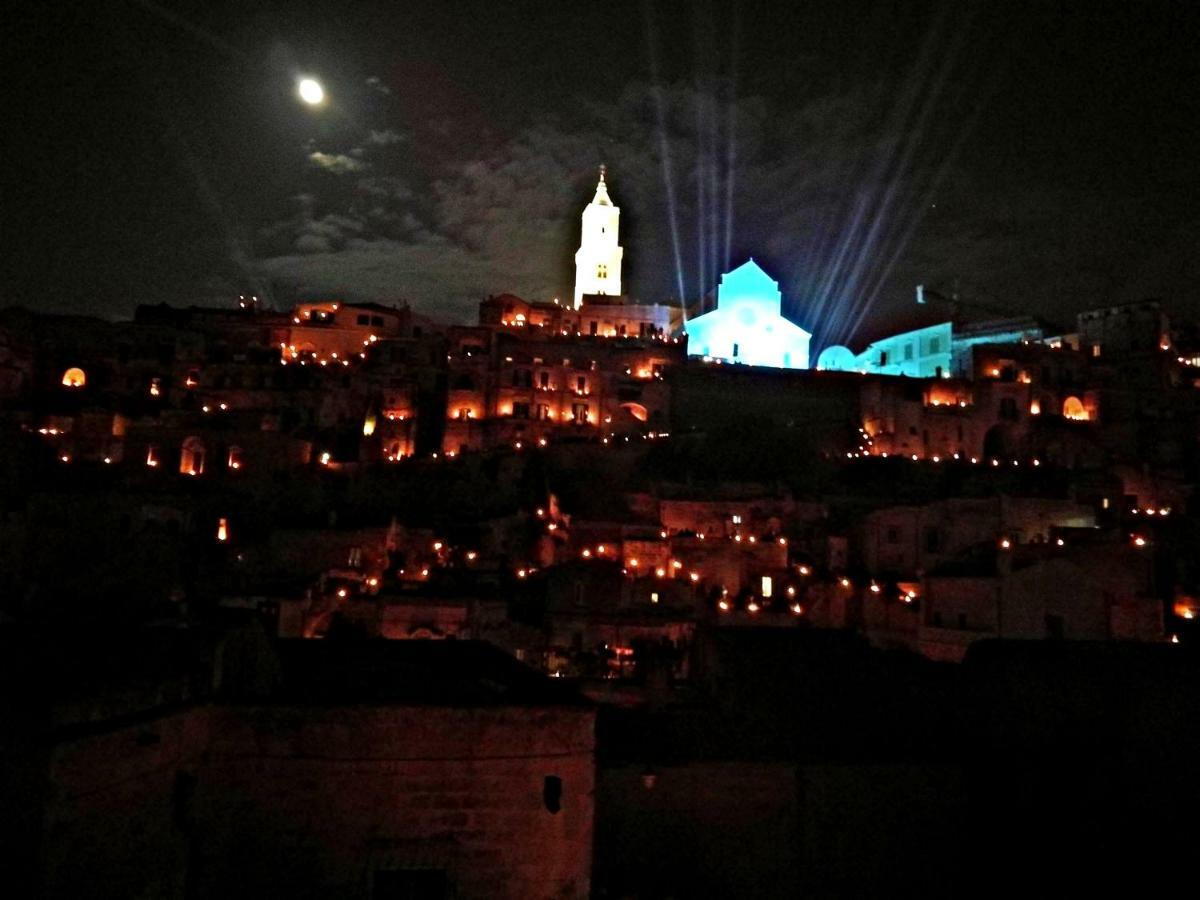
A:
685 260 811 370
817 321 953 378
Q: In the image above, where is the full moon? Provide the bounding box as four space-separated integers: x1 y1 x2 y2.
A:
297 78 324 105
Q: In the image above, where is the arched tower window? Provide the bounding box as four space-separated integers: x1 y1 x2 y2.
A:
61 367 86 388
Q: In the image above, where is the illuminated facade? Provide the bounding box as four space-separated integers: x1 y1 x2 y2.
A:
573 166 623 309
818 322 953 378
685 260 812 369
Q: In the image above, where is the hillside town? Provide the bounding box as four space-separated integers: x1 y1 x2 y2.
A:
5 169 1200 898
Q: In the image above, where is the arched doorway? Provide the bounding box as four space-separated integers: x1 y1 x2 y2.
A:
982 425 1008 460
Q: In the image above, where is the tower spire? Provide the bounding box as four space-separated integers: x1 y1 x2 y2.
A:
592 164 612 206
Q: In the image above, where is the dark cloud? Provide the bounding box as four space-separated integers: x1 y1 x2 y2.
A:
253 78 992 342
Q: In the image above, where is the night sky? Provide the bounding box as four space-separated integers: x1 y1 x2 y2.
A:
8 0 1199 347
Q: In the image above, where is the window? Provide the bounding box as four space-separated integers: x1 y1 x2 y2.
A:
456 407 472 420
357 314 370 325
1092 343 1101 358
886 527 900 544
929 337 941 354
180 437 205 476
536 404 550 420
732 342 740 358
879 351 888 366
589 321 598 335
512 369 532 388
576 376 587 393
571 402 589 423
999 397 1019 421
597 264 607 279
371 315 385 326
924 526 941 553
511 402 530 419
61 367 86 388
904 344 914 361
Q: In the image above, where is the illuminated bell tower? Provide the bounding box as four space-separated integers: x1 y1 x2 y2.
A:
573 165 623 309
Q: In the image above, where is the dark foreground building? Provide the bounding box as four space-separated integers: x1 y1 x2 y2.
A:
3 631 594 900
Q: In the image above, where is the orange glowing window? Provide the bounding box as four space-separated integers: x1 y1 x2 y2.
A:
61 367 86 388
1063 396 1090 421
180 437 205 475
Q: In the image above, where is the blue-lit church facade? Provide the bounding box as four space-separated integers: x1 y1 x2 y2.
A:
685 260 812 370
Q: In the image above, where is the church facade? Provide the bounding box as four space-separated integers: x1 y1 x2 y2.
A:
684 260 812 370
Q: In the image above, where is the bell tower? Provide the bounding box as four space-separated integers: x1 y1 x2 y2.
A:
573 165 623 309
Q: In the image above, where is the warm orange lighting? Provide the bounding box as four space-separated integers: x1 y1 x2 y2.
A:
746 601 760 613
689 572 700 582
629 558 639 568
1029 399 1041 415
61 367 86 388
761 576 773 598
466 551 477 561
999 538 1012 549
654 567 666 578
790 603 804 615
718 599 731 612
597 544 606 553
798 565 811 576
516 568 527 579
581 549 592 558
433 541 444 551
363 414 377 436
1133 535 1147 547
1063 396 1090 421
216 517 229 542
336 587 348 598
145 447 159 467
869 581 881 593
840 577 851 588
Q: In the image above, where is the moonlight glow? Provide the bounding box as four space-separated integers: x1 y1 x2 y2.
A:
298 78 324 105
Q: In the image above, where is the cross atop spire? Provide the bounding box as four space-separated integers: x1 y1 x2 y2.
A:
592 164 612 206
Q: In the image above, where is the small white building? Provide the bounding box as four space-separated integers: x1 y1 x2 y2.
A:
685 259 811 369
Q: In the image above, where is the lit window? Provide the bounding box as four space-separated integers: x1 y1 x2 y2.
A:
1063 396 1090 421
180 437 205 475
61 367 86 388
761 576 773 598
